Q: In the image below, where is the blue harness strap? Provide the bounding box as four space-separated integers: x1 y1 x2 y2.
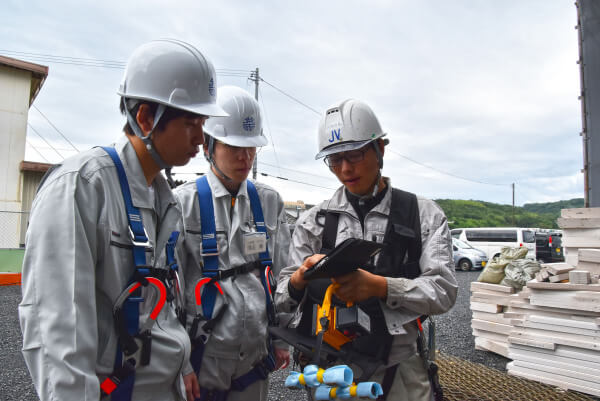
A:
101 146 150 401
195 176 220 319
166 231 180 269
102 146 150 274
192 178 276 396
246 181 276 325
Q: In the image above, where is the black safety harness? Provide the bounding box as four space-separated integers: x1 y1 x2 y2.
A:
299 187 443 400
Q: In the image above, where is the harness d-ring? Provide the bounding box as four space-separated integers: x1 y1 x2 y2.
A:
194 277 224 307
264 265 275 297
102 277 168 397
113 277 168 335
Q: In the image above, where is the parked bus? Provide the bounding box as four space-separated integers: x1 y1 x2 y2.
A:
450 227 536 261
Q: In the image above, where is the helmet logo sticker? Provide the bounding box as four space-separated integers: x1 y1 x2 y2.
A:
208 78 216 97
243 116 256 131
328 128 342 143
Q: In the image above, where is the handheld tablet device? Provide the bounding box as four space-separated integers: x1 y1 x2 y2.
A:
303 238 384 280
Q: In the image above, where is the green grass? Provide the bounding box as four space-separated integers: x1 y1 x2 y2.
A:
0 249 25 272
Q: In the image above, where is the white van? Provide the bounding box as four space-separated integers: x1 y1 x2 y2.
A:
450 227 536 261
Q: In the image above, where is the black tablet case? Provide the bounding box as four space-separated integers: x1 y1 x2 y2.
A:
303 238 384 280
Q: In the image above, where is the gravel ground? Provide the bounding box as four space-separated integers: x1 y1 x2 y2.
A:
0 270 506 401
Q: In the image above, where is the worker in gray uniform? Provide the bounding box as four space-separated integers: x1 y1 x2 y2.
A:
175 86 291 401
19 39 227 401
275 99 458 401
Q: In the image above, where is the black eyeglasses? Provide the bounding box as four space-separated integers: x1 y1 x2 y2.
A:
324 148 368 167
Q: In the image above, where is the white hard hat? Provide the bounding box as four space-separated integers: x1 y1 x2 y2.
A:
118 39 228 117
204 86 268 147
316 99 386 159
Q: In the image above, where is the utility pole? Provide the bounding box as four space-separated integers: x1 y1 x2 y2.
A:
250 67 259 181
512 183 515 226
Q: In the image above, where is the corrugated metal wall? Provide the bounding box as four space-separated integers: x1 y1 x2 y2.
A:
19 170 44 247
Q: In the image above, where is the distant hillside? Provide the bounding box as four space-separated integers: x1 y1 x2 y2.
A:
433 199 576 229
522 198 584 215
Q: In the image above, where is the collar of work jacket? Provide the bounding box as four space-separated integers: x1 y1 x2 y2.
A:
205 168 250 202
323 177 393 220
112 135 177 212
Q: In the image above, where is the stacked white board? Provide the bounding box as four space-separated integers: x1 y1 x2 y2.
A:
557 207 600 266
503 207 600 397
506 285 600 397
470 282 517 358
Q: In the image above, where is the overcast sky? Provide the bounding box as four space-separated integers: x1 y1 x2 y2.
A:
3 1 583 206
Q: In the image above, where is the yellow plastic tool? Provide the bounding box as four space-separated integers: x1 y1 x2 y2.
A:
315 284 353 350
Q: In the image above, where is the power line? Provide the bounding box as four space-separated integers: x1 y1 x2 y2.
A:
386 148 509 187
258 160 336 182
258 87 282 177
4 48 513 188
27 123 65 160
0 49 125 66
259 78 321 115
26 139 50 163
257 74 515 187
0 51 125 69
33 105 80 152
260 171 337 190
171 167 337 191
0 49 252 75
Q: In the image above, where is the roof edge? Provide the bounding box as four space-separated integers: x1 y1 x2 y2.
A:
0 55 49 105
20 160 53 173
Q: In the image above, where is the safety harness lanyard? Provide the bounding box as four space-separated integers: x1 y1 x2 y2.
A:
165 232 179 271
100 146 150 401
165 231 185 324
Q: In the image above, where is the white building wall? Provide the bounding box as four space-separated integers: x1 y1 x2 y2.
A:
0 65 31 248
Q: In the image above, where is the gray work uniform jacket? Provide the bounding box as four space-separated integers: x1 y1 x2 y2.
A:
19 136 191 401
174 170 291 390
275 180 458 365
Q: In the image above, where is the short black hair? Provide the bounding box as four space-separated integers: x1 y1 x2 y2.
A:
119 99 202 135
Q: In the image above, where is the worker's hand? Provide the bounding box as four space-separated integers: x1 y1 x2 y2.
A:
332 269 387 303
183 372 200 401
289 254 325 291
274 346 290 370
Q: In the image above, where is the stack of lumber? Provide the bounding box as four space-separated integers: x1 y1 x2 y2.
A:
465 208 600 396
534 263 574 283
577 248 600 277
503 211 600 398
505 280 600 397
470 282 521 358
557 207 600 266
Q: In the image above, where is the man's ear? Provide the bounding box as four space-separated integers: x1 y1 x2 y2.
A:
377 138 385 157
136 104 155 137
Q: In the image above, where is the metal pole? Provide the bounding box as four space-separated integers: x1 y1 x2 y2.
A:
512 183 515 226
251 67 259 181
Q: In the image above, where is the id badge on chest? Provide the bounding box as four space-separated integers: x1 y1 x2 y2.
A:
243 232 267 255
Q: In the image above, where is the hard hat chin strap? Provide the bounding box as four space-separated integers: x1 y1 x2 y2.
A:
203 135 234 182
348 171 382 206
123 98 171 170
349 142 384 206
